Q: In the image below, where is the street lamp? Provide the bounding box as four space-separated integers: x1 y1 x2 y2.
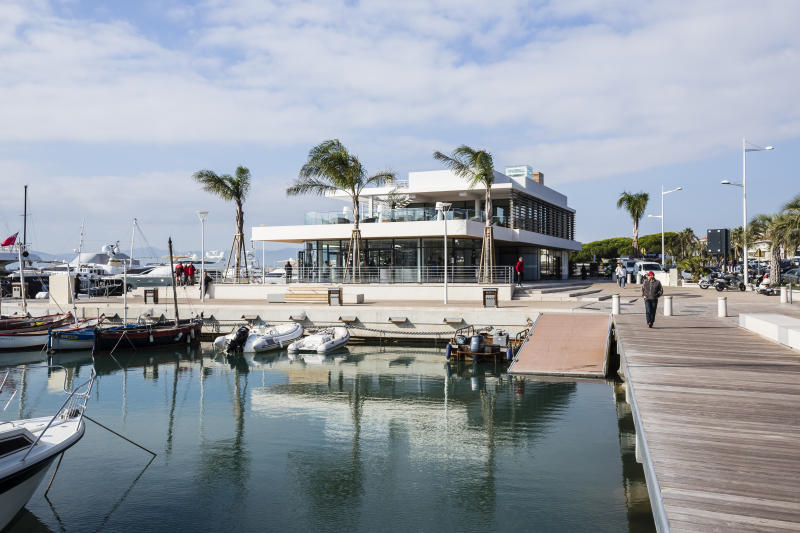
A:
647 185 682 269
721 138 773 288
197 210 208 302
436 201 452 304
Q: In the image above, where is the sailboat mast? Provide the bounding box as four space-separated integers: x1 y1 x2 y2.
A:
130 218 137 268
22 185 27 249
168 237 179 323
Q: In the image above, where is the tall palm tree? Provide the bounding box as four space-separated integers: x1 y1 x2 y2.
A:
730 226 744 263
193 166 251 282
749 214 790 284
433 145 496 281
676 227 698 260
287 139 395 279
616 192 649 258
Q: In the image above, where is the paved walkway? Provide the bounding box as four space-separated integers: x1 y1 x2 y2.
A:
615 314 800 532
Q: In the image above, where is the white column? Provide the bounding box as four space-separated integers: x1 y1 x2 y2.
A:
612 294 620 314
664 295 672 316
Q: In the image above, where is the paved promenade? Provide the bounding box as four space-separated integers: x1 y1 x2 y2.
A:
615 314 800 532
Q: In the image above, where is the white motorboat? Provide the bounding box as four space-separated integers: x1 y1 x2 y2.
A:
287 327 350 354
0 366 95 530
213 322 304 353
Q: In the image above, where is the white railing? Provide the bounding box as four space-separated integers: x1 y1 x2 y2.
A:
295 265 513 284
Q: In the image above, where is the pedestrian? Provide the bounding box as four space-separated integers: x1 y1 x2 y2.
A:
284 260 293 284
187 263 196 286
615 262 626 289
641 271 663 328
175 262 184 286
580 265 587 280
203 272 212 297
515 257 524 287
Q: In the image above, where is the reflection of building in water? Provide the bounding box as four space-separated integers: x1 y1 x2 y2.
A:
614 383 656 532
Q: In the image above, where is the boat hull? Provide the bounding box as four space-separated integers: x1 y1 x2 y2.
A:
213 323 303 353
0 456 57 530
0 332 49 350
93 319 202 352
288 327 350 353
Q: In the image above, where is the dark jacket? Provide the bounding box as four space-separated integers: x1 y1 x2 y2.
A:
641 278 663 300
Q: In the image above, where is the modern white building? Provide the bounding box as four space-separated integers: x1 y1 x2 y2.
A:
252 166 580 282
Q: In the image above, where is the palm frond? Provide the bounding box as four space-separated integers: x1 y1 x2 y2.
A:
286 176 339 197
193 170 236 202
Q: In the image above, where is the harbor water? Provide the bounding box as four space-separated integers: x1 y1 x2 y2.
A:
1 345 654 532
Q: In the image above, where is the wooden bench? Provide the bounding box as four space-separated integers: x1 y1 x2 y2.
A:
283 287 330 303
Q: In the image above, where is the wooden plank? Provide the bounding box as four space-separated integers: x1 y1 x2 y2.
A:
615 314 800 532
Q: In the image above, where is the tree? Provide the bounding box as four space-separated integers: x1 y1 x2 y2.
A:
616 192 649 258
749 195 800 284
676 227 698 261
287 139 395 279
433 145 496 281
193 166 251 282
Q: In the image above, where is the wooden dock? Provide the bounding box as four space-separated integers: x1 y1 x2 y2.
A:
509 313 612 377
614 314 800 532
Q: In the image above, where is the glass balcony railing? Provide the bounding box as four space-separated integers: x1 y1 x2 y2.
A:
304 208 511 227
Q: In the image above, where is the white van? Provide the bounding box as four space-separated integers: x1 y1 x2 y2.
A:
633 261 663 280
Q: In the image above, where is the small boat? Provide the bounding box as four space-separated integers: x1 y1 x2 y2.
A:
287 327 350 354
0 312 73 333
213 322 304 353
445 326 525 362
0 317 100 351
48 317 104 352
0 366 95 530
93 318 203 352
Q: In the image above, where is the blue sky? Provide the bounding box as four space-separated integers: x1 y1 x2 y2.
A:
0 0 798 257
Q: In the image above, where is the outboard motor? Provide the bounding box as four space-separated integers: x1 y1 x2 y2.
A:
227 326 250 353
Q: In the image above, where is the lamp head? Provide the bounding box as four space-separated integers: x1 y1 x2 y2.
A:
721 180 731 185
676 186 683 191
764 146 774 150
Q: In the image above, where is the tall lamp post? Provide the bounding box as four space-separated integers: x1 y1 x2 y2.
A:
722 138 773 288
436 202 452 304
197 210 208 302
647 186 682 269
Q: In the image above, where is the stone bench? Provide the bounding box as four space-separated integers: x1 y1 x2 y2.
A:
739 313 800 350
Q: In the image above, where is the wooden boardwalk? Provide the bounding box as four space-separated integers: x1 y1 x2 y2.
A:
614 314 800 532
509 313 611 377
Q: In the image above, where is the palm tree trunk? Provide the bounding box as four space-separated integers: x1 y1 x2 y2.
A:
484 190 492 227
235 201 244 281
770 246 781 285
632 221 640 257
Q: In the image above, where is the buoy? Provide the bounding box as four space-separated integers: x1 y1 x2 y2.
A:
506 346 513 361
445 344 452 360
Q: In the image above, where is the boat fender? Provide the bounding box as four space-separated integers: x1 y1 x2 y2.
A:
445 344 452 360
506 346 513 361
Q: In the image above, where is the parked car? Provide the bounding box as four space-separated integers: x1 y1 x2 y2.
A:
783 268 800 285
633 261 664 280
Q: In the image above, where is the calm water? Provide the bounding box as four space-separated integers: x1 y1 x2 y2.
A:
1 346 654 532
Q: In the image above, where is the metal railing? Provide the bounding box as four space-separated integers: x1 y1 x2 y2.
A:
294 265 513 284
21 366 96 461
304 208 511 227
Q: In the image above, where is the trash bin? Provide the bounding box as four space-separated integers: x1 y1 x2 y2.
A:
482 288 498 308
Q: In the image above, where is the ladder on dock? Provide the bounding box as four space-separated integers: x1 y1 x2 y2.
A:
508 313 612 378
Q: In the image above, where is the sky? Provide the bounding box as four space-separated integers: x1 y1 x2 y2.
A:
0 0 798 259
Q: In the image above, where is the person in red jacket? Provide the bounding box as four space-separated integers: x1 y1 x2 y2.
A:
515 257 524 287
175 262 184 286
186 263 196 285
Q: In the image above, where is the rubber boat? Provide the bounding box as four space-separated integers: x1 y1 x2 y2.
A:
213 322 304 353
0 367 95 530
287 327 350 354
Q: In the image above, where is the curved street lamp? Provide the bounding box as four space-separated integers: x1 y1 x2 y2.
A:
721 139 773 287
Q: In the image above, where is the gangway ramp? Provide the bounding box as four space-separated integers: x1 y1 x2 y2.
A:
508 313 612 378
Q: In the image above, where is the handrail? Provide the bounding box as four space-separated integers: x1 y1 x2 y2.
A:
21 366 96 462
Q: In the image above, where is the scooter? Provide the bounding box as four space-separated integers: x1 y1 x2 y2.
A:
750 274 776 295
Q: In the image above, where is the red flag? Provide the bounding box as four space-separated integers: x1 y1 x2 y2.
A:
1 232 18 247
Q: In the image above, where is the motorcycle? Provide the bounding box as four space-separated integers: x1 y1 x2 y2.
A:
698 271 721 289
714 273 745 292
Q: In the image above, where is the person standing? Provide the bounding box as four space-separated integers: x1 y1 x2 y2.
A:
187 263 196 285
175 262 184 287
285 260 293 284
615 262 626 288
515 257 524 287
641 271 663 328
203 272 212 297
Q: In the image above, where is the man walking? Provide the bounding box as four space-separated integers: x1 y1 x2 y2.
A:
615 262 626 288
641 271 663 328
515 257 524 287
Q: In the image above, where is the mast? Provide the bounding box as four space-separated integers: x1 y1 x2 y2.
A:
17 243 26 315
168 237 179 323
130 218 137 268
22 185 27 250
123 258 128 325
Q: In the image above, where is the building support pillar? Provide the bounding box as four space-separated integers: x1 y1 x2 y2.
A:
561 251 569 280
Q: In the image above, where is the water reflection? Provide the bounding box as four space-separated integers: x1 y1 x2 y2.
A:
0 345 653 532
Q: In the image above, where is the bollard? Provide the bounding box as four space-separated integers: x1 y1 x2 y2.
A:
626 272 632 285
789 284 794 304
717 296 727 317
780 286 788 304
664 295 673 316
612 294 621 315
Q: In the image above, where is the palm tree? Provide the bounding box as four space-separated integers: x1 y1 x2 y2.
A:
193 166 251 282
433 145 496 281
750 195 800 284
616 192 649 258
676 227 698 260
287 139 395 279
730 226 744 262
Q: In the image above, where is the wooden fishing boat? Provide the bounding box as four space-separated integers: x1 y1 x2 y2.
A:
92 317 203 352
0 312 73 332
48 317 104 352
0 317 97 351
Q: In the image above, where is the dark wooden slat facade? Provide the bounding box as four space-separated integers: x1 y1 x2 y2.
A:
508 190 575 240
